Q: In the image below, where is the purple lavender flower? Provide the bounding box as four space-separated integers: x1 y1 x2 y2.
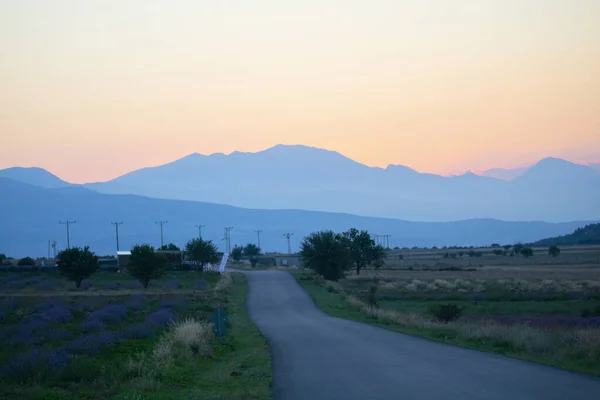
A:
193 280 207 291
35 329 75 344
40 305 72 323
0 296 20 310
66 331 122 355
85 304 128 324
80 319 106 332
162 280 182 290
31 297 65 313
145 309 177 328
127 294 149 310
0 347 71 381
159 296 185 309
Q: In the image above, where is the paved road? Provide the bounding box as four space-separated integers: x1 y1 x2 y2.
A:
243 270 600 400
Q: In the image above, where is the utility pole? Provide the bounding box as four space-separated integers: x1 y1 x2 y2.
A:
155 221 168 248
373 234 381 246
382 234 392 249
59 220 76 249
51 241 57 258
195 224 206 239
283 232 294 255
111 221 123 252
224 226 233 253
255 229 263 250
47 240 50 259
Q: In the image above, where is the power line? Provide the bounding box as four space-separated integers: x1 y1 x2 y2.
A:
111 221 123 252
255 229 263 250
59 220 76 249
283 232 294 255
155 221 168 247
195 224 206 239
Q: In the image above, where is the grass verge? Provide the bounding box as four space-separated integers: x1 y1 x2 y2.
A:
293 270 600 377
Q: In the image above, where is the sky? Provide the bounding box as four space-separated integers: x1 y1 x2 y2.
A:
1 0 599 183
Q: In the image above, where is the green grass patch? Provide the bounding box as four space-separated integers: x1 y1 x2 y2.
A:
293 270 600 377
0 272 272 400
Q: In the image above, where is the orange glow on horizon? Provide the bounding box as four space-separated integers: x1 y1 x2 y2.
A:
1 1 599 183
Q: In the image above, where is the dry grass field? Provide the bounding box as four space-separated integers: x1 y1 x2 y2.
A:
294 244 600 376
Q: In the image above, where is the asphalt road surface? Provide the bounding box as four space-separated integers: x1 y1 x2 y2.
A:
244 270 600 400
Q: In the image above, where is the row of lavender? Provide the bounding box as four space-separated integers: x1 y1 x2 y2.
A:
0 293 195 381
0 273 207 292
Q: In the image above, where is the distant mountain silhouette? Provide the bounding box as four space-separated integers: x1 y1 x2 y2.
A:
478 166 528 181
530 223 600 246
77 145 600 222
3 145 599 222
0 167 71 188
0 177 592 258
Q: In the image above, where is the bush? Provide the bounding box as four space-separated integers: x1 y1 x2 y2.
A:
429 303 463 323
17 257 35 266
367 285 378 308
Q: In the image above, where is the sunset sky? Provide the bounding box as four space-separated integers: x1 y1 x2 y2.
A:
1 1 599 183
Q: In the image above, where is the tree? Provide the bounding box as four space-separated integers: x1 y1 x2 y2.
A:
56 246 99 288
17 257 35 266
520 247 534 258
243 244 261 268
300 230 352 281
513 243 524 255
231 246 243 263
0 254 7 265
128 244 167 288
492 249 504 256
159 243 180 251
342 228 386 275
548 245 561 257
185 238 219 272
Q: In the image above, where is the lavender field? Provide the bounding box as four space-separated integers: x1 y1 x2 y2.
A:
0 271 272 400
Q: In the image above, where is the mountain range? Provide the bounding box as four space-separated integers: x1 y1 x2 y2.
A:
1 177 593 258
1 145 600 223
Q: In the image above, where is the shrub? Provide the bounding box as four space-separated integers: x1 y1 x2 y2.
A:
66 331 122 355
367 285 378 308
429 303 463 323
0 347 71 381
17 257 35 266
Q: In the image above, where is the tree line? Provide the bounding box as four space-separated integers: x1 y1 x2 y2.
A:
47 237 240 289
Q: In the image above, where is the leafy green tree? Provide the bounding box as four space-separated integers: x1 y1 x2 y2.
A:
185 238 219 272
17 257 35 266
342 228 386 275
56 246 99 288
300 230 352 281
231 245 243 263
243 244 261 268
548 245 561 257
159 243 180 251
128 244 167 288
520 247 534 258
